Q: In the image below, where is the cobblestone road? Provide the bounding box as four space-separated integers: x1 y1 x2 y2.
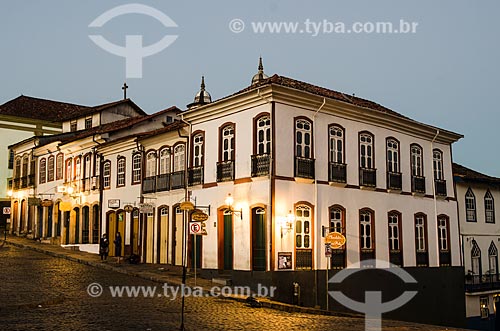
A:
0 245 467 331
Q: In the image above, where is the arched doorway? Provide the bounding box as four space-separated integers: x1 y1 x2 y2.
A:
172 205 184 266
251 207 266 271
92 205 99 243
116 210 125 256
131 209 140 256
82 206 90 244
106 211 116 256
157 206 169 264
73 207 80 244
218 208 233 271
20 199 26 233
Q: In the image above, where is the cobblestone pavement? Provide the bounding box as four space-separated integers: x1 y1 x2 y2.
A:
0 243 469 331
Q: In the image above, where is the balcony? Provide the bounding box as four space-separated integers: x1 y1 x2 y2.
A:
386 172 402 191
157 173 170 192
170 171 186 190
28 174 35 187
13 178 20 190
389 250 403 267
416 251 429 266
188 166 204 186
251 154 270 177
439 251 451 266
142 176 156 194
359 168 376 187
466 273 500 293
296 249 313 270
411 175 426 194
329 162 346 183
217 161 234 182
295 157 315 179
434 179 447 196
82 176 100 191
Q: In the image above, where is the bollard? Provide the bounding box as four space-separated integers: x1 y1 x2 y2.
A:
293 282 301 305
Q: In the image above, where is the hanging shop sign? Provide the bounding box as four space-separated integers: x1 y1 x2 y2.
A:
325 232 346 249
180 201 195 211
59 201 72 211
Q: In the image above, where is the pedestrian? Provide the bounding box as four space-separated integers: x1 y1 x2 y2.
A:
99 233 109 261
114 232 122 264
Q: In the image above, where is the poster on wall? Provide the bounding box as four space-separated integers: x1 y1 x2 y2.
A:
278 252 292 270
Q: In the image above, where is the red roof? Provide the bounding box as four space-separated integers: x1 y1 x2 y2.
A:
453 163 500 184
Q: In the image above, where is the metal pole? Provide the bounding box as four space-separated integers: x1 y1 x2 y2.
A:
180 210 187 331
194 234 197 287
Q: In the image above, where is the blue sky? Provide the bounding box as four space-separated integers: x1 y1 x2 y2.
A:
1 1 499 176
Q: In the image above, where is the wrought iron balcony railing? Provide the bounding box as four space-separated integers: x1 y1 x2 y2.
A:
411 175 426 194
295 157 315 179
170 171 186 190
142 176 156 194
386 172 402 190
217 161 234 182
157 173 170 192
359 168 376 187
251 154 270 177
188 166 204 186
329 162 346 183
434 179 447 196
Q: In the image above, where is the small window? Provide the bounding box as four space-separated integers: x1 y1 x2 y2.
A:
329 125 344 164
132 154 142 183
433 149 444 180
85 117 92 129
411 144 423 176
480 296 489 319
70 121 77 132
39 158 47 184
485 190 495 224
386 138 399 173
47 156 55 182
8 150 14 169
117 157 125 187
359 133 374 169
103 161 111 189
466 188 477 222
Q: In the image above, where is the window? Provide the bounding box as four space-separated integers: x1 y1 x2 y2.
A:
8 150 14 169
295 205 311 249
15 157 21 178
173 144 185 171
221 124 235 161
22 155 29 177
256 115 271 155
84 154 91 179
388 212 401 251
146 152 157 177
329 205 346 269
132 154 142 183
485 190 495 224
329 125 344 164
489 242 498 279
466 188 477 222
360 209 374 250
410 144 423 176
56 154 64 180
192 134 204 167
472 240 481 276
103 161 111 189
66 159 72 182
329 207 344 234
295 119 312 158
39 158 46 184
47 156 55 182
386 138 399 173
117 157 125 187
74 157 81 181
437 216 449 251
480 296 489 319
433 149 444 180
359 133 374 169
415 214 427 252
70 121 77 132
159 149 170 175
85 117 92 129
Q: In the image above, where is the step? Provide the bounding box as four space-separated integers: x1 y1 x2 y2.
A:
212 277 232 286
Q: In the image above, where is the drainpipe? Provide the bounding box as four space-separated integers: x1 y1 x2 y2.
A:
312 97 326 308
430 129 440 267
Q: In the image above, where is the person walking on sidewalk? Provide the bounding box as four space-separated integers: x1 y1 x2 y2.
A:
99 233 109 261
114 232 122 264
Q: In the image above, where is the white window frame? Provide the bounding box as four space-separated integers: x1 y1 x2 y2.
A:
173 144 185 172
466 188 477 222
329 125 344 164
411 145 423 177
295 205 312 249
433 149 444 180
359 133 374 169
193 134 204 167
103 161 111 189
117 157 125 187
295 119 312 159
221 125 235 161
485 190 495 224
132 154 141 183
257 115 271 155
415 215 426 252
388 213 400 251
437 216 449 251
146 152 157 178
360 210 373 250
386 139 399 173
159 148 171 175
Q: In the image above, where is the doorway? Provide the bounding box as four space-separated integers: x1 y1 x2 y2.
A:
251 207 266 271
218 209 233 271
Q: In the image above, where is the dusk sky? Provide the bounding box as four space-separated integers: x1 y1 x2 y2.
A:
1 1 498 176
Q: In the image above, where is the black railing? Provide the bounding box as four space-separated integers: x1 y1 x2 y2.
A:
416 251 429 266
329 162 347 183
13 178 20 190
435 179 447 196
296 249 313 269
389 250 403 267
188 166 204 186
251 154 270 177
360 249 375 262
217 161 234 182
28 174 35 187
330 249 346 269
439 251 451 266
412 175 426 194
387 172 402 190
465 273 500 292
359 168 376 187
157 173 170 192
142 176 156 194
295 157 315 179
171 171 185 190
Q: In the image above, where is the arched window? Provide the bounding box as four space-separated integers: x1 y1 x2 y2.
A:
471 240 481 276
329 205 346 269
132 154 142 184
466 188 477 222
438 215 451 266
489 242 498 280
415 213 429 266
192 134 204 167
39 158 46 184
360 209 374 250
295 119 312 159
74 157 81 180
329 125 344 164
221 124 235 161
386 138 399 173
256 115 271 155
388 211 403 266
295 204 313 270
103 161 111 189
173 144 185 172
56 154 64 180
146 152 157 177
159 148 171 175
65 158 72 182
84 154 92 180
22 155 29 177
15 157 21 179
47 156 55 182
433 149 444 180
410 144 423 177
117 157 126 187
359 133 374 169
485 190 495 224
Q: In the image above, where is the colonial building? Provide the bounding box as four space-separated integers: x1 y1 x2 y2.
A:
454 163 500 330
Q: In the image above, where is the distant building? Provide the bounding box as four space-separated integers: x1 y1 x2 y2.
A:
454 163 500 331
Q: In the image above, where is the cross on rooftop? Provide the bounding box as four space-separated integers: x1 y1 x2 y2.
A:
122 82 128 100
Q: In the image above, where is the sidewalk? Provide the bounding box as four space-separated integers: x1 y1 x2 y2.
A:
3 235 352 317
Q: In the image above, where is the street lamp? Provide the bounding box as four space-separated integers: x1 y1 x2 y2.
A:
7 190 12 197
224 193 242 220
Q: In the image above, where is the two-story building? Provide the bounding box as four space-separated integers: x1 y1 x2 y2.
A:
454 163 500 330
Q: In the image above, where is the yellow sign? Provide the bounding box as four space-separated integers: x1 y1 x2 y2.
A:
59 201 72 211
192 211 209 222
124 204 134 213
325 232 346 249
41 199 53 207
180 201 195 211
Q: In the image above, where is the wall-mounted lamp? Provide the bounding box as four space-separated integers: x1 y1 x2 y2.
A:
7 190 13 197
67 186 74 195
225 193 242 220
280 210 294 237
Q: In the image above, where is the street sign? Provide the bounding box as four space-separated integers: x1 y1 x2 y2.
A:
192 211 208 222
189 222 202 235
325 232 346 249
180 201 195 211
3 207 11 215
325 243 332 257
124 204 134 213
139 203 154 213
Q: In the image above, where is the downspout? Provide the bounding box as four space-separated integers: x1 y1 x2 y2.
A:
257 89 273 271
92 134 105 244
312 97 326 308
430 129 440 267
